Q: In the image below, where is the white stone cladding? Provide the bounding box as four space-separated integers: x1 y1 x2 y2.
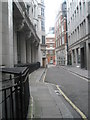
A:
37 0 46 67
67 0 90 69
1 0 41 68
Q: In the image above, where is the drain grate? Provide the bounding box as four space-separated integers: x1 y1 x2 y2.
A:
55 90 62 95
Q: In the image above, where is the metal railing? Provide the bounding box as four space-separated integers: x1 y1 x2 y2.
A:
0 62 40 119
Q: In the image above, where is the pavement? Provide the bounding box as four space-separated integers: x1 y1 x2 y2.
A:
27 66 86 119
60 65 89 80
45 66 88 119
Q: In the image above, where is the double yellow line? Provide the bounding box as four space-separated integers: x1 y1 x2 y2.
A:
56 85 88 120
43 69 47 83
43 68 88 119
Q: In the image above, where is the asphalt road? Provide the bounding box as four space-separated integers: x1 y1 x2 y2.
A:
45 66 88 118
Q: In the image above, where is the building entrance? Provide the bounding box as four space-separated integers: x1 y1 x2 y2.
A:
81 47 85 68
42 58 46 68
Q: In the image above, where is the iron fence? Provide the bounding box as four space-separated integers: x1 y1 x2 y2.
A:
0 62 40 119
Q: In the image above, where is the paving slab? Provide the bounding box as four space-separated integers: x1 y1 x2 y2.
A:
60 65 88 79
27 68 80 119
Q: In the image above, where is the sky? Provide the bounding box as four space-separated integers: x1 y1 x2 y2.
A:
45 0 62 33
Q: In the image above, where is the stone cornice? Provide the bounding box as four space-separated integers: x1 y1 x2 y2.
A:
68 33 90 50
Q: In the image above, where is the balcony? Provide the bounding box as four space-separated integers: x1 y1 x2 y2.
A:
13 1 40 45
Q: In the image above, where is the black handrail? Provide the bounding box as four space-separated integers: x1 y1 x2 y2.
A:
1 62 40 119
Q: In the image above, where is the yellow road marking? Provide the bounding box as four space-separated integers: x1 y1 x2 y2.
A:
43 69 47 83
56 85 88 120
69 71 89 82
61 67 89 82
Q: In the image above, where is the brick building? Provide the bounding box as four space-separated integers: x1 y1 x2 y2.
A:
55 1 68 65
46 27 55 65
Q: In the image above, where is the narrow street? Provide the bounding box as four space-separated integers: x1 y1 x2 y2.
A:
45 65 88 118
28 65 88 119
1 0 90 119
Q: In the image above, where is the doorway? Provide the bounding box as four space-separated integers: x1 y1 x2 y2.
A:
81 47 85 68
88 43 90 71
42 58 46 67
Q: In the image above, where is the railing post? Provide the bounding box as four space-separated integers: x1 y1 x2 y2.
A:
15 85 19 119
10 75 14 119
2 63 40 119
4 89 7 120
20 72 23 119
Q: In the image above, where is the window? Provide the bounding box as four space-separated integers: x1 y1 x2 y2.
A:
62 25 64 32
75 10 76 18
27 5 30 14
77 26 79 34
73 14 74 21
60 39 61 46
41 8 44 17
83 1 85 14
59 19 60 25
50 44 53 47
34 24 36 31
42 36 45 44
32 8 33 14
56 41 57 48
71 17 72 21
50 50 53 54
34 5 36 17
43 51 46 56
79 2 82 16
50 39 53 42
62 36 64 44
41 0 44 4
77 6 79 14
41 20 45 31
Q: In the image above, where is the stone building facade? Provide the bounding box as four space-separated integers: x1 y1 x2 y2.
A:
38 0 46 67
0 1 43 118
0 0 43 68
55 1 68 65
67 0 90 69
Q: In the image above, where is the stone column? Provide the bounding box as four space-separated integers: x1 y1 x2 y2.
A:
65 45 67 65
72 50 74 66
26 40 31 63
2 1 13 67
86 41 88 70
31 42 35 63
34 47 36 63
88 42 90 79
75 49 78 65
13 26 18 65
20 32 26 63
34 46 38 63
36 47 38 62
38 44 42 65
86 17 89 35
